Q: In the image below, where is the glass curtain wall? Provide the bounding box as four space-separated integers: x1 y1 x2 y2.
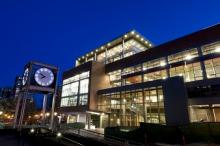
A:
97 86 165 127
168 48 198 64
169 62 203 82
204 57 220 78
61 71 90 107
108 70 121 87
144 70 167 82
189 104 220 122
91 39 148 64
202 41 220 55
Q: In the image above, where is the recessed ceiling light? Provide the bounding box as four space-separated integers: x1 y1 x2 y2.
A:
215 47 220 53
185 54 193 60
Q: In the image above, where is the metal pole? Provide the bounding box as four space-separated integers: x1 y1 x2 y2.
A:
18 92 27 130
50 73 59 130
13 93 22 128
42 94 47 125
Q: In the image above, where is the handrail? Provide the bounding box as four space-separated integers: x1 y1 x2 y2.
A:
62 136 85 146
70 129 144 146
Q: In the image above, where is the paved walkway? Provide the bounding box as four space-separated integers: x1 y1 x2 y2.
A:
0 134 30 146
156 143 220 146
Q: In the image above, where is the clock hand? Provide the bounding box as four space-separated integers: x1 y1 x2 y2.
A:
40 73 46 79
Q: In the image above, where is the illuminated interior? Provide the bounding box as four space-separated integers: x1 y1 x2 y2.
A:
98 86 165 127
76 30 153 66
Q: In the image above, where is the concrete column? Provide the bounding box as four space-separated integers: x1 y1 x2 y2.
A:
165 57 170 77
87 113 91 129
163 77 189 126
142 89 147 123
105 48 108 64
197 47 207 79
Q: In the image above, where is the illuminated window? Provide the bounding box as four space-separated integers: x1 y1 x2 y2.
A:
108 70 121 87
144 70 167 82
61 82 78 97
169 62 203 82
60 96 77 107
204 57 220 78
61 98 68 107
80 79 89 94
61 71 90 107
80 72 90 79
124 75 142 85
168 48 198 64
79 95 88 106
143 58 166 70
202 42 220 55
97 87 165 126
123 64 142 75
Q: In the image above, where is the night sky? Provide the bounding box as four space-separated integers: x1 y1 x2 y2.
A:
0 0 220 87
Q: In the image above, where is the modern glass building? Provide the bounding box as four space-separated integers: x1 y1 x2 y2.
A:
59 24 220 129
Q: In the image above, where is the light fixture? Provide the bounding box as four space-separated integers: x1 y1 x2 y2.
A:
101 46 104 50
149 44 152 47
185 54 193 60
162 76 167 80
57 132 62 137
141 38 144 41
124 34 128 38
34 114 39 117
145 41 148 44
95 49 99 52
46 113 50 116
215 47 220 53
179 73 183 76
107 43 111 46
30 128 35 133
54 112 58 116
131 31 135 34
136 34 140 38
0 111 3 115
160 61 166 67
186 77 190 82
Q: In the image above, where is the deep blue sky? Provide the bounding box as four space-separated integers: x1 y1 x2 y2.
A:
0 0 220 87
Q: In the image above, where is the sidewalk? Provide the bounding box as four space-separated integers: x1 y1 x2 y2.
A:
155 143 220 146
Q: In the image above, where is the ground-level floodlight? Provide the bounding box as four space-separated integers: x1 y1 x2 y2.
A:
30 128 35 133
57 132 62 138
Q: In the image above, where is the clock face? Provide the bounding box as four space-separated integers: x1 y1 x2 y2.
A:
22 68 29 86
34 68 54 87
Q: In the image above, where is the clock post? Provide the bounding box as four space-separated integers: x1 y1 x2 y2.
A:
16 61 58 130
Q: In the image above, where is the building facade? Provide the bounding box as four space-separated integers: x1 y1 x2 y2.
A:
59 24 220 128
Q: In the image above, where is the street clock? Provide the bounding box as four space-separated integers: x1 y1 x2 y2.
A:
21 61 58 93
22 68 29 86
34 68 55 87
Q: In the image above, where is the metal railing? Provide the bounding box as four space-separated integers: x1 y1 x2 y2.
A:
67 129 144 146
